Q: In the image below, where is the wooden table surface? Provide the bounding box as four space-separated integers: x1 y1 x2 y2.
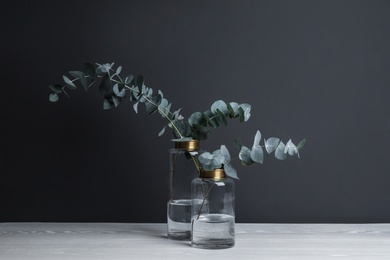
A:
1 223 390 259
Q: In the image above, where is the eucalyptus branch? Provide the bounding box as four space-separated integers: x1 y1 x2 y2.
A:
49 62 187 139
198 132 306 179
48 62 306 181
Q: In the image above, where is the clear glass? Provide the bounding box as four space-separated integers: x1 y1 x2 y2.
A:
167 143 201 240
191 177 235 249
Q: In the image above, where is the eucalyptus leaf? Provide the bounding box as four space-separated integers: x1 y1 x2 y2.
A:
113 83 120 94
224 163 239 180
216 109 228 126
297 139 306 149
116 66 122 75
173 119 192 137
211 150 225 166
239 103 251 121
113 83 126 98
125 75 134 85
145 93 162 115
172 108 183 120
275 141 287 160
251 144 264 164
49 93 59 102
158 126 166 136
96 63 111 73
202 111 217 128
238 107 245 123
130 86 140 101
112 96 121 107
103 99 113 110
220 145 231 162
234 138 242 150
188 112 203 126
158 98 170 117
265 137 280 153
209 115 221 128
284 139 298 156
211 100 228 114
62 75 76 90
253 130 262 146
199 152 213 163
147 88 153 96
103 63 113 72
139 84 147 102
68 71 84 79
239 146 254 165
227 102 239 118
133 101 139 114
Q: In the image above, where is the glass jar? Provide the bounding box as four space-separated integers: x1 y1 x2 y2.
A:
167 139 201 240
191 169 235 249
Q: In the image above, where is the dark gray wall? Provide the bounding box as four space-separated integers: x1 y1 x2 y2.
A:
1 0 390 223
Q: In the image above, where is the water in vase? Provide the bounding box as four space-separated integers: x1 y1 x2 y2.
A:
167 199 192 240
191 213 235 249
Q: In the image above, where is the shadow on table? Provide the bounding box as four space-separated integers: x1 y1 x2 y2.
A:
123 225 191 247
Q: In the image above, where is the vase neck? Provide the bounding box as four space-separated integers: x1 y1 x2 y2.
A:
174 139 199 151
200 169 226 180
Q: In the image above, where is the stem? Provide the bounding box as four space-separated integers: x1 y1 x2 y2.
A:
196 181 215 220
124 85 184 138
190 154 200 173
169 153 179 201
64 68 185 139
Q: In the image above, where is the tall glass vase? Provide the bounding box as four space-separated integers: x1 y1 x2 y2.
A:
167 139 200 240
191 169 235 249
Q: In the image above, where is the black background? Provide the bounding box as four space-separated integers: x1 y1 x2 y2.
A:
1 0 390 223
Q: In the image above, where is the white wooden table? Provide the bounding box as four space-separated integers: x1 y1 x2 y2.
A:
1 223 390 259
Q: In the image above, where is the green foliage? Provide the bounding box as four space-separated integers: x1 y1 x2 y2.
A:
48 63 254 141
199 131 306 179
49 62 190 138
48 62 306 180
188 100 252 140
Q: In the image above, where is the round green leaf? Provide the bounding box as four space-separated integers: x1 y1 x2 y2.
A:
62 75 76 90
284 139 298 156
275 141 287 160
265 137 280 153
251 144 264 164
239 146 254 165
49 93 59 102
224 163 239 180
211 100 228 114
220 145 231 162
103 99 113 110
188 112 203 126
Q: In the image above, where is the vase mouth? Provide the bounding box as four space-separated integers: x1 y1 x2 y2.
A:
174 139 199 151
200 168 226 180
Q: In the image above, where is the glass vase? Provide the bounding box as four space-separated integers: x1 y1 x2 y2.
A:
191 169 235 249
167 139 201 240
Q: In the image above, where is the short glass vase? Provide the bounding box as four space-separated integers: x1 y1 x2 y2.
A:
191 168 235 249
